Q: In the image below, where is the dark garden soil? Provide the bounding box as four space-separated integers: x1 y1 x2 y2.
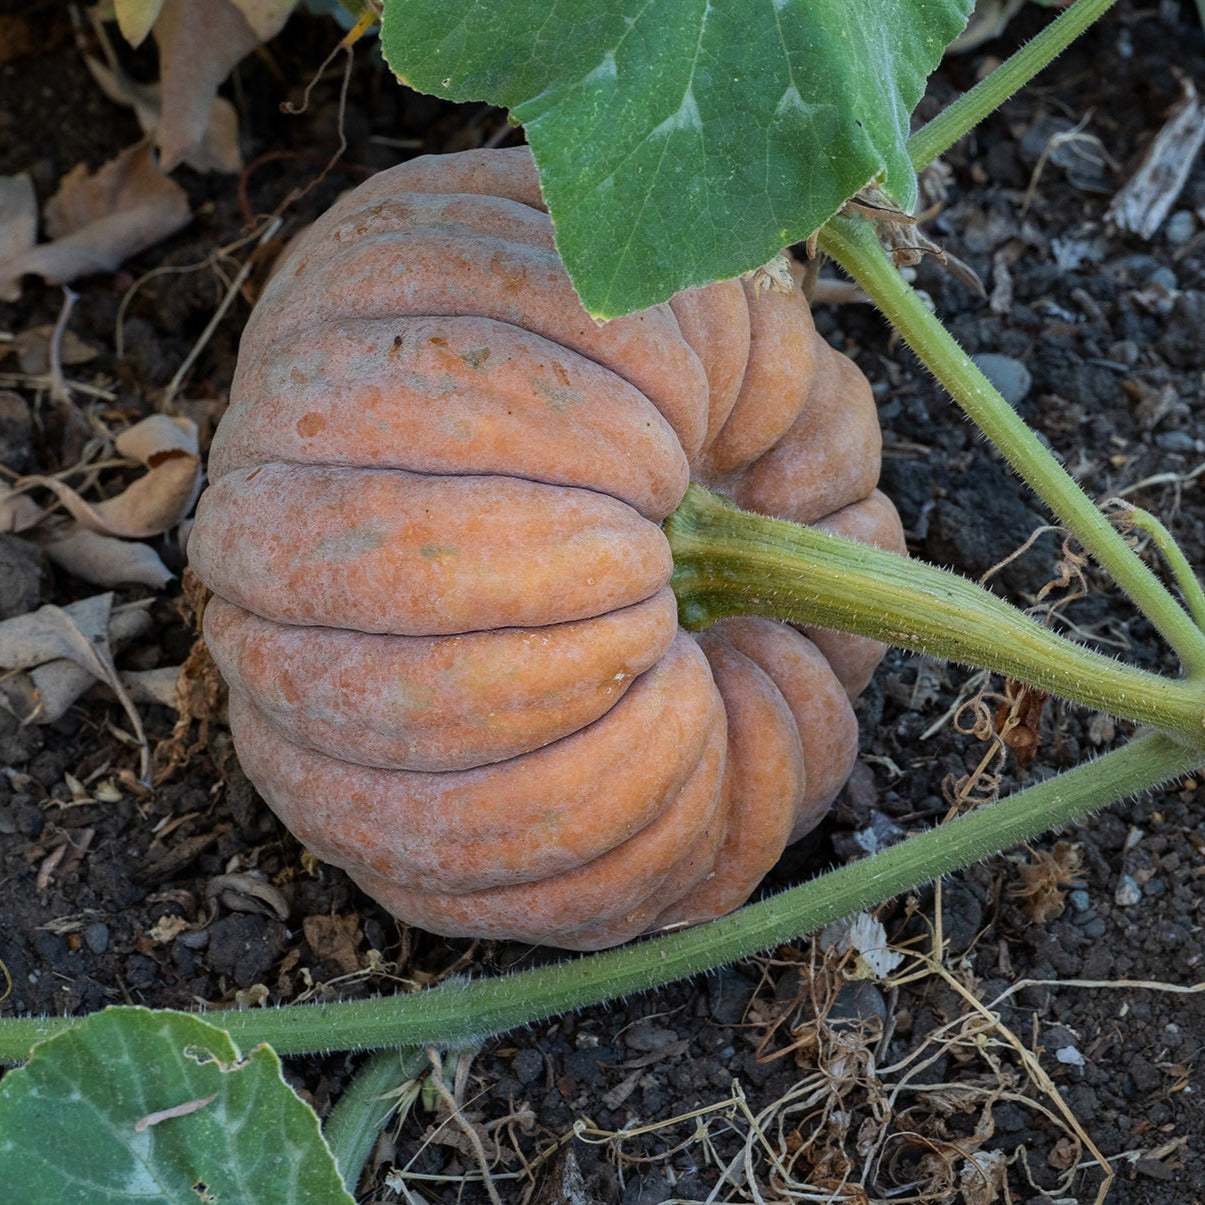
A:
1 3 1203 1201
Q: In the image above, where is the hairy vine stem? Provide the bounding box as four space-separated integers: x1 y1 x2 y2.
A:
325 1048 427 1193
0 734 1197 1064
667 486 1205 742
1118 503 1205 634
818 216 1205 679
907 0 1119 171
0 0 1196 1090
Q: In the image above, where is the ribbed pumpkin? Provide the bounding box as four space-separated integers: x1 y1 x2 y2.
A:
189 147 905 950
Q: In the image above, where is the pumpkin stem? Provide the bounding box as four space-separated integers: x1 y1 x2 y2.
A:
666 483 1205 745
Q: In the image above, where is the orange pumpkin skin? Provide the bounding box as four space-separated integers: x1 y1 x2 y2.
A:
190 147 905 950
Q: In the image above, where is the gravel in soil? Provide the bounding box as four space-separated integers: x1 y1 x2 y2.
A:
1 4 1202 1202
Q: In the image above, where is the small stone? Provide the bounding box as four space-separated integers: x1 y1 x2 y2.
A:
1149 266 1178 292
1108 339 1140 366
206 914 288 987
1055 1045 1086 1068
1069 889 1092 913
829 981 887 1026
842 760 877 816
852 810 907 855
707 967 756 1026
82 922 110 955
972 353 1032 406
512 1048 543 1086
0 534 45 620
623 1023 678 1053
0 391 33 473
1165 210 1196 245
1154 430 1198 453
1114 874 1142 907
178 928 210 949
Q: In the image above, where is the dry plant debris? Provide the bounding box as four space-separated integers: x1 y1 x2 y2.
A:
3 411 200 589
1107 73 1205 239
0 144 190 300
1009 841 1084 924
85 46 242 175
0 593 151 776
110 0 298 173
11 413 200 539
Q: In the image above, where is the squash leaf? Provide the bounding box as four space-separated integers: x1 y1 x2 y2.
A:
380 0 972 318
0 1006 352 1204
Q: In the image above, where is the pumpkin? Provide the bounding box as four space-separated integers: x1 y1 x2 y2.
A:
189 147 905 950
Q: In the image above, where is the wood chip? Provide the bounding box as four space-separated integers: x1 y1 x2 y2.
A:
1108 75 1205 239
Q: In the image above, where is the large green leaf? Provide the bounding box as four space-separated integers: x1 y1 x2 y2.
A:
380 0 972 318
0 1007 352 1204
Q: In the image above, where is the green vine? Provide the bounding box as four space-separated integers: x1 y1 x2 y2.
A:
1 15 1201 1196
907 0 1119 171
0 734 1198 1065
818 216 1205 679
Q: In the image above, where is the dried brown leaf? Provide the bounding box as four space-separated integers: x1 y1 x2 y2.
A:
86 56 242 174
43 141 187 238
147 913 191 944
151 632 226 783
0 483 44 533
0 593 117 670
154 0 291 172
10 324 98 375
0 595 148 775
207 871 290 921
20 414 199 540
124 665 183 709
44 526 174 589
27 603 152 723
1010 841 1083 924
0 174 37 302
303 914 363 976
0 143 189 299
994 680 1048 770
959 1149 1007 1205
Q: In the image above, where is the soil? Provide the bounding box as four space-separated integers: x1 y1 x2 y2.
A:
1 3 1203 1202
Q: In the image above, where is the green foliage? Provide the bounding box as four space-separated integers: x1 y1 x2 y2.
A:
0 1007 351 1204
380 0 973 317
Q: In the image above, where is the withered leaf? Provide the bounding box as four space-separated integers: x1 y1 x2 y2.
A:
154 0 293 172
207 872 290 921
0 483 44 534
86 55 242 174
303 914 363 976
995 681 1048 770
26 603 152 724
0 143 189 299
20 414 200 540
0 174 37 300
44 526 174 590
0 594 149 771
124 665 183 709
